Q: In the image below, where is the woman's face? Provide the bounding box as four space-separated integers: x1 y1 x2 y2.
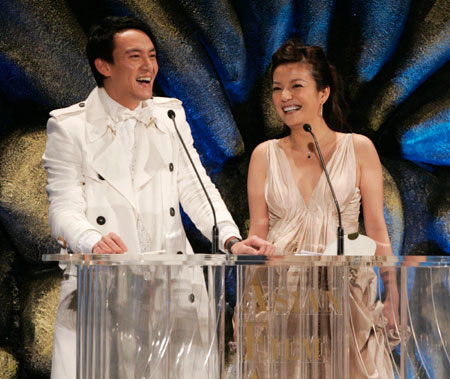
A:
272 62 329 130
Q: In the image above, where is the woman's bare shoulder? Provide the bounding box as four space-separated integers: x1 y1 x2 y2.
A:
352 133 377 152
251 139 277 158
351 133 375 147
351 133 380 165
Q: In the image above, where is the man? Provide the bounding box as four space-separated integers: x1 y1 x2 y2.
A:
43 16 273 378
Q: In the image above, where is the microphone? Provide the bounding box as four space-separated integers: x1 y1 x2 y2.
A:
167 110 219 254
303 124 344 255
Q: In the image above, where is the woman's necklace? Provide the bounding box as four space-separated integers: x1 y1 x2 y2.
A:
290 128 331 159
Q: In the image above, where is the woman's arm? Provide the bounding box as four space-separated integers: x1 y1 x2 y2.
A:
354 134 392 256
354 134 399 328
247 141 270 239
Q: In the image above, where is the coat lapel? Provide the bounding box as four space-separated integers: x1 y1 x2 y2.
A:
133 117 172 190
90 133 136 209
84 88 136 209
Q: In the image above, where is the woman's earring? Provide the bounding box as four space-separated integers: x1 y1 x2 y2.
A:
319 103 323 117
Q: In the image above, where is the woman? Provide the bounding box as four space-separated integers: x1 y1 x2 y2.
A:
246 39 399 378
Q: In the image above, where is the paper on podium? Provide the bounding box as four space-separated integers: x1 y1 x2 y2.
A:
294 250 322 256
323 233 376 256
140 250 165 255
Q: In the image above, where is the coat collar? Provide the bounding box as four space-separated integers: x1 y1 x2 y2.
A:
84 87 174 208
84 87 168 142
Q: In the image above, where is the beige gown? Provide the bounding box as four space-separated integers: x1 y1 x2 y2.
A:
253 135 397 378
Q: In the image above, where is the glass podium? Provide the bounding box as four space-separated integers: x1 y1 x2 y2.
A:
43 254 450 378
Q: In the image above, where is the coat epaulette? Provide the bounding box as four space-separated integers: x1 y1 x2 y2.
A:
152 97 182 107
49 102 87 120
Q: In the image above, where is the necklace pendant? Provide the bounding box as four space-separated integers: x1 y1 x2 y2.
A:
307 151 312 159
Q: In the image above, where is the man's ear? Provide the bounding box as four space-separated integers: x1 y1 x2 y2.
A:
94 58 111 78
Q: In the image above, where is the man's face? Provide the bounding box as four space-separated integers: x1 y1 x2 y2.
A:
96 29 158 109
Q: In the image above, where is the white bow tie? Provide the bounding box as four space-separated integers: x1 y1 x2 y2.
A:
113 106 153 125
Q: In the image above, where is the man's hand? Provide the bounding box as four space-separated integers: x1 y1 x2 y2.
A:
230 235 275 255
92 232 128 254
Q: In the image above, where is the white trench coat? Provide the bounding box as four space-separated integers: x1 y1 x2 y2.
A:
43 87 239 378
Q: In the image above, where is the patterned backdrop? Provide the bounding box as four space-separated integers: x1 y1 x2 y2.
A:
0 0 448 377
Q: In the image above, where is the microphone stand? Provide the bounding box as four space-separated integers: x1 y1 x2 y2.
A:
304 124 344 255
167 110 219 254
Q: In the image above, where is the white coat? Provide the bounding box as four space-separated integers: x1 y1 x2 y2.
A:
44 87 239 256
43 87 239 378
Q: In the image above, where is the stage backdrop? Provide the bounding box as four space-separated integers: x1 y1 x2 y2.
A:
0 0 448 377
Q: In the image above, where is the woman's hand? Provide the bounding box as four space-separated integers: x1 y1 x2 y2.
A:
229 235 275 256
382 297 400 329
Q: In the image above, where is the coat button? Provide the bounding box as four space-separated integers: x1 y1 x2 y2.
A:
79 102 85 107
170 207 175 217
98 173 105 180
169 163 174 172
189 293 195 303
96 216 106 225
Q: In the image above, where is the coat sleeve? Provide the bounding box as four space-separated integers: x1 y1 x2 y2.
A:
43 116 100 252
173 104 241 249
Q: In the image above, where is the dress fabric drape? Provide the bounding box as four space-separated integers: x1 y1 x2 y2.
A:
265 135 360 255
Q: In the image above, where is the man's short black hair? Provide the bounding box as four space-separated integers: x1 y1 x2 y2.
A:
86 16 154 87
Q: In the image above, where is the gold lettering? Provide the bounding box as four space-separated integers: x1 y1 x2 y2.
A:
272 337 279 360
306 290 320 313
313 338 320 361
251 273 267 312
285 338 290 359
302 337 320 361
326 290 340 313
291 288 301 313
273 288 289 313
272 337 295 360
289 337 300 360
246 321 268 360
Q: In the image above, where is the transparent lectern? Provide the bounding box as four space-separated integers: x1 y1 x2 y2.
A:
43 254 450 378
